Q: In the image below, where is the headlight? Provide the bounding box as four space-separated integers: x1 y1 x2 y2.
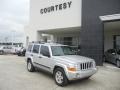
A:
67 64 77 72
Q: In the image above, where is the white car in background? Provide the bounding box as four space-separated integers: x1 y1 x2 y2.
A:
11 46 22 54
0 46 12 55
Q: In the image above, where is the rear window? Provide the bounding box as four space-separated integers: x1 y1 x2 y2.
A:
32 45 40 54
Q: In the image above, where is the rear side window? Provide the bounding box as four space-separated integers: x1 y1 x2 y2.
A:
32 45 40 54
27 45 33 52
40 45 50 57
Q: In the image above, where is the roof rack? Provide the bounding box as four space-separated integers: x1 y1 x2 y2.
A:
31 41 45 44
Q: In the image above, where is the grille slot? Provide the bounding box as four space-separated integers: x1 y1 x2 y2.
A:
80 62 93 70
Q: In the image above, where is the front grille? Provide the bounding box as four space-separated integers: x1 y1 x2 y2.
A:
80 62 93 70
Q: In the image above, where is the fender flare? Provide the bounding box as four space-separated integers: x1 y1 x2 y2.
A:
53 63 69 78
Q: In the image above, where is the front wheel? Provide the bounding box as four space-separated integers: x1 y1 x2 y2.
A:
116 60 120 68
27 60 35 72
54 68 68 86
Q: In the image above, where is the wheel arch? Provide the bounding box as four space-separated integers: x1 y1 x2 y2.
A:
27 57 34 63
53 64 69 78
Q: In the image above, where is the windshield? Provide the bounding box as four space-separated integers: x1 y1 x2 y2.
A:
51 46 75 56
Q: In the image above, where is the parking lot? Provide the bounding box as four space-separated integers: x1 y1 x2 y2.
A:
0 55 120 90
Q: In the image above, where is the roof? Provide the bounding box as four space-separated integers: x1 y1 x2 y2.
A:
100 14 120 22
44 43 67 46
29 42 67 46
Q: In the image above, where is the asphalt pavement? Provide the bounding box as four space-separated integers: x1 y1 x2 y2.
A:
0 55 120 90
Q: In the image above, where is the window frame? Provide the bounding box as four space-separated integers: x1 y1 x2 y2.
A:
32 44 40 54
27 44 33 52
40 45 50 57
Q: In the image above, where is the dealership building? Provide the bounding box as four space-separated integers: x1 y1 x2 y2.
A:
25 0 120 65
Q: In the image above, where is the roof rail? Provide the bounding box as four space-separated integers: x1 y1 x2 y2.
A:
31 41 45 44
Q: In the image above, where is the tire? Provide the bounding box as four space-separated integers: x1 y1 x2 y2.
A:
27 60 35 72
116 60 120 68
54 68 68 86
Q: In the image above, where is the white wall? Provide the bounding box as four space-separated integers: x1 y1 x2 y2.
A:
25 0 82 45
30 0 81 30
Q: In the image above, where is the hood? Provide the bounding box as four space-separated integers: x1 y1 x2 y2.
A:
53 55 94 64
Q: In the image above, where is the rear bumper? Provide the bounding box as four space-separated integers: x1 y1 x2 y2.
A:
66 68 97 80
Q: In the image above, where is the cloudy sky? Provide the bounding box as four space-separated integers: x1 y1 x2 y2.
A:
0 0 29 42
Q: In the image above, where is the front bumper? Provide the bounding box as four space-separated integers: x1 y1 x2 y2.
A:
66 68 97 80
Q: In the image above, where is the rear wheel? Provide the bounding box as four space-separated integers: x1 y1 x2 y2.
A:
54 68 68 86
116 60 120 68
27 60 35 72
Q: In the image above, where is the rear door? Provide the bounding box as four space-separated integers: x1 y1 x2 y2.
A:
39 45 52 71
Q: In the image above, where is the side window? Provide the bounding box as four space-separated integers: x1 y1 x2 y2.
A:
3 47 7 49
40 45 50 57
27 45 32 52
32 45 40 54
108 49 115 53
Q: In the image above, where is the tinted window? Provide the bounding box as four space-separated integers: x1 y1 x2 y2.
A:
40 46 50 57
27 45 32 52
32 45 40 54
108 49 116 53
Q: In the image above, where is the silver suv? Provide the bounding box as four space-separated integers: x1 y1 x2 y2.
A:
25 42 97 86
